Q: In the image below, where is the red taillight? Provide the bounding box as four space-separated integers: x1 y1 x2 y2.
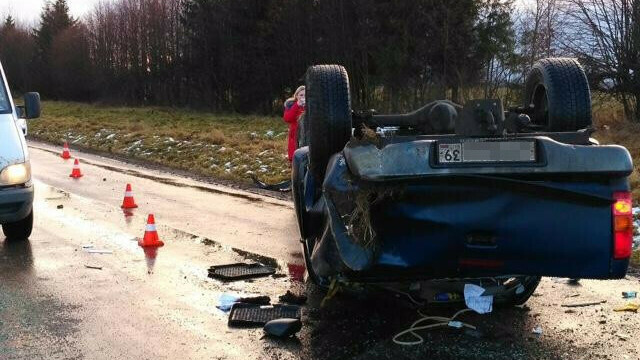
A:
612 192 633 259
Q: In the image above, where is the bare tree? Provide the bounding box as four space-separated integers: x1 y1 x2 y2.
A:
562 0 640 122
518 0 564 74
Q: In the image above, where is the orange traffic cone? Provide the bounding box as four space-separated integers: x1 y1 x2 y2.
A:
139 214 164 248
121 184 138 209
61 142 71 159
69 158 83 178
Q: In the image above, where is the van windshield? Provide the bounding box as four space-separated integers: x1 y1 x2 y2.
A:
0 81 10 114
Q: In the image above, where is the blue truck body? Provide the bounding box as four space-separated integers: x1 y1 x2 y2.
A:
293 135 633 282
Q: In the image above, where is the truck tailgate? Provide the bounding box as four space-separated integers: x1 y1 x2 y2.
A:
372 178 628 279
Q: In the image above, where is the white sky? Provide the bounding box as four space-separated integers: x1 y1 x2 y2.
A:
1 0 532 27
0 0 102 26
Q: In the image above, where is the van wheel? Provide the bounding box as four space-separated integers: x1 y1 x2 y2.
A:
524 58 592 131
3 211 33 241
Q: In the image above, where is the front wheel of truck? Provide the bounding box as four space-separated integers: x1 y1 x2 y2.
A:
524 58 592 131
2 210 33 241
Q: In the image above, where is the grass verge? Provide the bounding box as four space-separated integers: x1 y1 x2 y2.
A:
28 101 292 184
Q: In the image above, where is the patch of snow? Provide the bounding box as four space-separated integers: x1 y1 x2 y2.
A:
225 168 231 173
258 150 270 156
245 170 254 175
265 130 275 138
224 162 232 168
633 207 640 216
106 133 116 140
218 147 226 152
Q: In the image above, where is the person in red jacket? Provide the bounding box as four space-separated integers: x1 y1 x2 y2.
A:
283 85 305 162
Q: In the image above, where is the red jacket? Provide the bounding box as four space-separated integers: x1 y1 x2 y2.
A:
283 100 305 162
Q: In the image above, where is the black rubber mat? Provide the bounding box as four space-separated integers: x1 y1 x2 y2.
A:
228 303 301 327
208 263 276 281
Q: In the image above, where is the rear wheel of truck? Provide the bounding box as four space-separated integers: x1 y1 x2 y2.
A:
2 210 33 241
306 65 352 183
524 58 592 131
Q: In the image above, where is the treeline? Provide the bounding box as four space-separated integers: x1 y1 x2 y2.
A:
0 0 638 121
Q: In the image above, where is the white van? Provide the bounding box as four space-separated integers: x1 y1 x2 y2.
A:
0 61 40 240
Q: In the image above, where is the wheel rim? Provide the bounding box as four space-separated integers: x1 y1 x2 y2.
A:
532 84 549 128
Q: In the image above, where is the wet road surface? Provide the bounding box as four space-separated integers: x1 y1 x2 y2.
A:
0 142 636 359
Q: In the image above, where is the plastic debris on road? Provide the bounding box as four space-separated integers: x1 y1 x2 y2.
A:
622 291 637 299
613 303 639 312
532 326 543 335
263 318 302 338
279 290 307 305
85 249 113 254
464 284 493 314
217 293 241 312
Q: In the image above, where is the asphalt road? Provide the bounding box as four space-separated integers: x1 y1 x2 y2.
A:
0 142 637 359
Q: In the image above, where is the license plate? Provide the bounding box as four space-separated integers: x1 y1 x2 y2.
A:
438 140 536 164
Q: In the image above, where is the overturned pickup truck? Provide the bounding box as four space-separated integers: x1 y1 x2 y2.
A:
292 59 634 305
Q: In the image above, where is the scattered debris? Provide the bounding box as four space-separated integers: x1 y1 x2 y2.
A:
613 303 639 312
279 290 307 305
238 296 271 306
464 284 493 314
250 174 291 192
217 293 241 312
85 249 113 254
263 318 302 338
532 326 543 335
616 333 630 341
56 204 64 209
228 303 301 327
392 308 476 346
622 291 637 299
84 265 103 270
561 300 606 308
81 244 94 249
208 263 276 282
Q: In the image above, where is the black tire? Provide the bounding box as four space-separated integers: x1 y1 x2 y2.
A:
524 58 592 131
306 65 352 182
495 276 542 307
2 210 33 241
296 113 308 148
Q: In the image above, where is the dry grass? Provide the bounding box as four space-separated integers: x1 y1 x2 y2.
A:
590 95 640 204
28 101 291 184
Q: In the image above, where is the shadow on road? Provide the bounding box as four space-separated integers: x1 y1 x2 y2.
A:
263 282 596 360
